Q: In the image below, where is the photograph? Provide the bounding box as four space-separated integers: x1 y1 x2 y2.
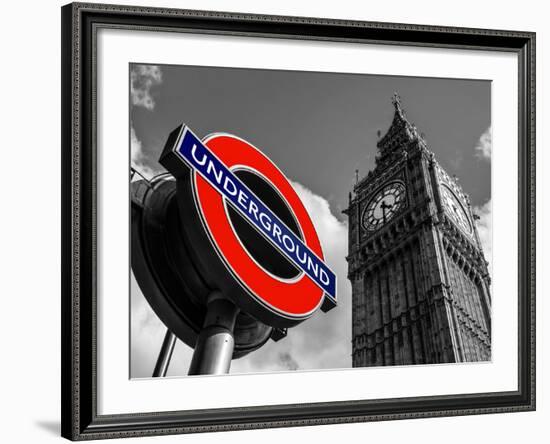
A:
129 63 492 378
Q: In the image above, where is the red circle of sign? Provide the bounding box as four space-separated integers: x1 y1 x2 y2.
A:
194 134 324 319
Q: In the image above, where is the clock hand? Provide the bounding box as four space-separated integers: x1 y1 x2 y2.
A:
380 200 391 224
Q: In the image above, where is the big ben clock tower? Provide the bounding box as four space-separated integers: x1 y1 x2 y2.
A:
345 94 491 367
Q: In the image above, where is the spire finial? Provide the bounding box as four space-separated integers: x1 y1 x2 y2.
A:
392 92 402 111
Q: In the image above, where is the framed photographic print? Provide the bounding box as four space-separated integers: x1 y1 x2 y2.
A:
61 2 536 440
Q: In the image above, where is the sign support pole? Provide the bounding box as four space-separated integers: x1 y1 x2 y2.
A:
188 292 240 375
152 330 177 377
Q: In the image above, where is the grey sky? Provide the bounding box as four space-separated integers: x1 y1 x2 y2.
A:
130 63 491 378
132 64 490 213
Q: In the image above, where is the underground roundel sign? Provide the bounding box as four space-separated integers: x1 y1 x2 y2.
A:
160 124 337 327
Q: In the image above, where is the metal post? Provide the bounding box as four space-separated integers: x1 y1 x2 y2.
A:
152 330 177 377
188 292 239 376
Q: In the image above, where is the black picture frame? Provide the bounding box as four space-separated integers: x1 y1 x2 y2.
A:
61 2 536 440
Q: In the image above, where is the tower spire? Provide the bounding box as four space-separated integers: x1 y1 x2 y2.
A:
391 92 404 115
375 93 426 167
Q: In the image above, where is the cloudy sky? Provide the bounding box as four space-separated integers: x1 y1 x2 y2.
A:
130 63 491 378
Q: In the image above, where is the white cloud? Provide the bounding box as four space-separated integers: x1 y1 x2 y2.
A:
130 274 195 378
473 199 492 277
130 180 352 377
130 274 171 377
129 65 164 181
130 125 156 180
475 126 492 160
130 65 162 110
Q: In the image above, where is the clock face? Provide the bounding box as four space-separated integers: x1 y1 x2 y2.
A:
362 181 406 231
440 185 472 235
